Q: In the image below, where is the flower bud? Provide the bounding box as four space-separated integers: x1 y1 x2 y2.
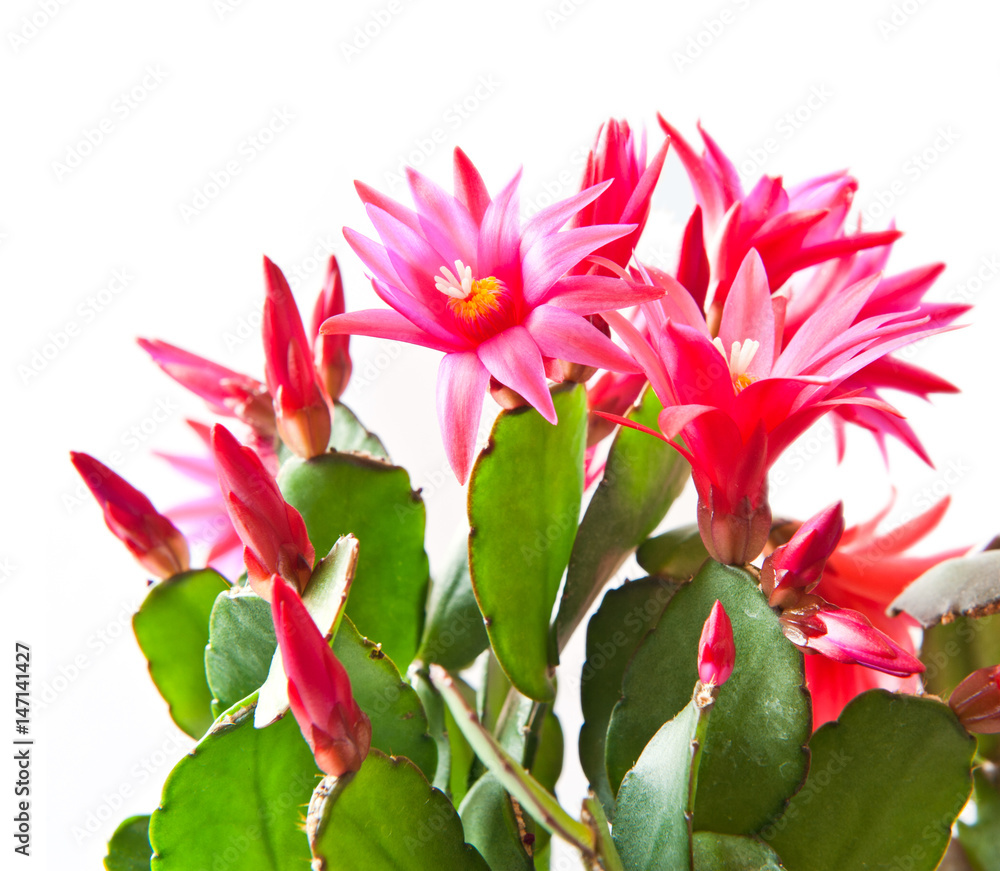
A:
949 665 1000 734
311 256 352 403
698 600 735 687
761 502 845 608
271 579 371 776
210 423 314 599
137 338 276 439
263 256 332 458
779 596 925 678
70 452 190 579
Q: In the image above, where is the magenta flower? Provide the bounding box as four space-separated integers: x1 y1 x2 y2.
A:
263 257 332 459
137 338 276 441
320 148 661 482
698 600 735 687
604 249 955 564
310 255 352 403
271 579 371 776
657 117 901 325
657 118 968 461
210 423 315 600
70 452 190 579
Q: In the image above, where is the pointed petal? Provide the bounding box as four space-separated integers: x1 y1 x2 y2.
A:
320 309 451 351
478 170 522 279
542 275 664 314
436 351 490 483
477 326 556 423
453 148 491 224
718 249 775 377
524 306 642 374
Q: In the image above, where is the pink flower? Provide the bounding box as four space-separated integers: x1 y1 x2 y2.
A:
770 497 966 728
949 665 1000 735
263 257 332 459
320 148 661 482
569 119 669 274
604 249 954 564
153 420 245 581
698 600 735 687
70 452 190 579
310 255 352 403
210 423 314 600
271 579 371 776
137 338 276 441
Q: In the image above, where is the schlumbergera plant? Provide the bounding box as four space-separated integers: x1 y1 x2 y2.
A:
77 116 1000 871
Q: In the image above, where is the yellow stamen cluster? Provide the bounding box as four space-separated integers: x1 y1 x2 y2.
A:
446 276 505 323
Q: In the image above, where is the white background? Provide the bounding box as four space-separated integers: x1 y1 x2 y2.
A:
2 0 999 867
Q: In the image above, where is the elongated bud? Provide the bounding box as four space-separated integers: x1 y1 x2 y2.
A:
271 579 371 776
949 666 1000 734
311 256 352 403
137 338 276 439
70 452 189 579
263 256 331 458
761 502 845 608
698 600 735 687
210 423 314 599
780 596 925 678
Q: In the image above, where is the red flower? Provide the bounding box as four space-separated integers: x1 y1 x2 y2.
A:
70 452 189 579
271 579 371 776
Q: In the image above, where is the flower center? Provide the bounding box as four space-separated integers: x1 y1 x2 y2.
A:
713 337 760 393
435 260 507 324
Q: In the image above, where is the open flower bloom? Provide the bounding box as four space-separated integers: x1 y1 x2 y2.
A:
769 497 967 728
271 579 371 776
604 248 957 564
263 257 332 459
210 423 314 599
657 118 968 461
320 148 662 482
70 452 190 579
137 338 276 441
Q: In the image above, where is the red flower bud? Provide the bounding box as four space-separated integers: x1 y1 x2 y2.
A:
263 256 331 458
70 452 189 579
271 579 371 776
311 256 352 403
698 600 735 687
761 502 845 608
780 596 925 678
210 424 314 599
949 665 1000 734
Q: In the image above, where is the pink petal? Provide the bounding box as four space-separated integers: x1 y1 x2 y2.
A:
406 167 479 268
436 351 490 484
542 275 664 314
478 170 523 279
320 309 454 352
522 225 636 305
718 249 775 377
524 307 641 374
453 148 491 224
523 180 614 249
477 326 556 423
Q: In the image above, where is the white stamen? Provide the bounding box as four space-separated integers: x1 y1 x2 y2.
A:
434 259 474 300
712 337 760 379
